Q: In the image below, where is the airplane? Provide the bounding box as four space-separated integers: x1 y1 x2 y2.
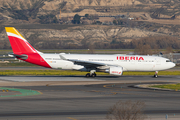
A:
5 27 175 78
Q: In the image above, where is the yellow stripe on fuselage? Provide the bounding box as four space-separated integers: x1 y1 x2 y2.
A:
5 27 25 39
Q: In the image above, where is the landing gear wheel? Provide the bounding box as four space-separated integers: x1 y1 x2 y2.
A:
86 73 90 77
154 71 158 78
154 74 158 78
91 73 96 78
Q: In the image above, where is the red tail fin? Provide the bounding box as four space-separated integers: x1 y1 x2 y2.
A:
5 27 37 54
5 27 51 68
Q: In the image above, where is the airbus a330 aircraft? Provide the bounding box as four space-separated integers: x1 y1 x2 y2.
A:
5 27 175 78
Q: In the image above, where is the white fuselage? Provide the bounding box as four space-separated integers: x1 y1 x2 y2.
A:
5 27 175 76
40 53 175 72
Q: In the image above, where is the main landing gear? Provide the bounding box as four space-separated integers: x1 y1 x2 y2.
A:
85 70 96 78
85 73 96 77
154 71 158 78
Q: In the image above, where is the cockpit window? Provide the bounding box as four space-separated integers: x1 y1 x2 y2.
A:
166 60 171 62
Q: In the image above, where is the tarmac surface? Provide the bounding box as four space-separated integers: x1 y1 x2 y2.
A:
0 75 180 120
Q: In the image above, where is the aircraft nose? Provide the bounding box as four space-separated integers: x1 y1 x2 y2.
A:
170 62 176 68
172 62 176 67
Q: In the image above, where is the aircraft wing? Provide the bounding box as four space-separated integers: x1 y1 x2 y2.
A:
67 59 107 68
60 55 108 68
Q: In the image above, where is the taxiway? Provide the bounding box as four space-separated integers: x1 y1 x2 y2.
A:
0 75 180 120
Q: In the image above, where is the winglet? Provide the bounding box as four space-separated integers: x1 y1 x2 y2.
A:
59 55 67 60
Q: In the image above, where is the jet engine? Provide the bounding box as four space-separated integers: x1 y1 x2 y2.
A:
105 66 123 76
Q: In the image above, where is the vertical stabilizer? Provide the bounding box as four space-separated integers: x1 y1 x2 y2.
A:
5 27 37 54
5 27 51 68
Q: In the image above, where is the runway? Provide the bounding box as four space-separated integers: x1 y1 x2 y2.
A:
0 76 180 120
0 75 180 82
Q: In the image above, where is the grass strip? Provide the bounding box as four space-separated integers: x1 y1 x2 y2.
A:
0 70 179 76
0 70 108 76
0 62 37 67
150 84 180 90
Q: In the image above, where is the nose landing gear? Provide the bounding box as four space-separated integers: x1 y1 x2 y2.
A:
154 71 158 78
85 73 97 77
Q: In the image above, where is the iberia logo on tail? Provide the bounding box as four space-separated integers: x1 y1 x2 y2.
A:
5 27 37 54
5 27 51 68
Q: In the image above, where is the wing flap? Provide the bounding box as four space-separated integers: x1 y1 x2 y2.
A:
60 55 108 68
69 59 106 68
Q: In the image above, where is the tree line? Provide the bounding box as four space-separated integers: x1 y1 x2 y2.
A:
1 36 180 54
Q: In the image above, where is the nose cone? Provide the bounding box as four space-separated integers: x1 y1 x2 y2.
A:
168 62 176 69
165 62 176 70
172 62 176 68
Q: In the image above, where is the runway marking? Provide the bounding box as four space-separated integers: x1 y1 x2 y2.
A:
117 91 153 97
0 87 42 98
103 84 150 92
86 90 117 96
103 84 160 97
67 117 78 120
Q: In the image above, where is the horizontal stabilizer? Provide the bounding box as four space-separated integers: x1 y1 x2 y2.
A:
9 53 28 60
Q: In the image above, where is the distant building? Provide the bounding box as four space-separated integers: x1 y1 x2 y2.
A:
128 17 134 20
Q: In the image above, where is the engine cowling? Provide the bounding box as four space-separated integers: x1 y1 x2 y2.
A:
105 67 123 76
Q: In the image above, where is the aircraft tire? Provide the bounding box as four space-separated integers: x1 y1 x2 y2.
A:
86 73 90 77
154 74 158 78
91 73 96 78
